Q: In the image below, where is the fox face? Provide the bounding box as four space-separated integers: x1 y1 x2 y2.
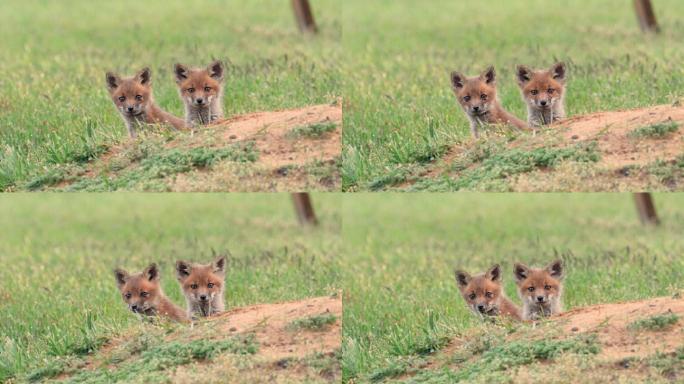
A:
174 61 224 108
176 256 226 317
516 63 566 111
114 263 162 315
514 260 564 308
455 264 505 316
450 66 498 118
106 68 153 117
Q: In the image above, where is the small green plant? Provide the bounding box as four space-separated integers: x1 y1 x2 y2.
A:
288 122 338 139
287 313 337 331
629 121 679 138
628 312 680 331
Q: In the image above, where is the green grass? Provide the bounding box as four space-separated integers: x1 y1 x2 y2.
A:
288 122 339 139
0 194 341 382
628 312 680 331
342 0 684 190
287 313 337 332
629 121 680 138
0 0 340 191
341 194 684 382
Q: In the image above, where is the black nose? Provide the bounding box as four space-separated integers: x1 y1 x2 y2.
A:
196 98 204 104
472 106 480 112
477 304 486 312
199 295 207 301
127 106 134 112
537 296 544 302
131 305 138 310
540 100 547 106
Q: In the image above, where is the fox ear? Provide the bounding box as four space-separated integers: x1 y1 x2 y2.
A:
114 268 129 289
486 264 502 282
212 256 226 274
208 60 224 81
136 67 151 86
106 72 120 91
516 65 531 85
174 63 188 82
514 263 529 282
143 263 159 282
450 71 465 89
481 66 496 84
176 260 191 281
546 259 564 280
455 270 471 289
551 62 566 81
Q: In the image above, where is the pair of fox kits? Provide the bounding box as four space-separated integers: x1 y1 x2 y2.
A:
105 61 225 138
113 256 226 322
455 260 564 321
450 63 567 138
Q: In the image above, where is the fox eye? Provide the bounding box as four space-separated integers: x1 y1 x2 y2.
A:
527 286 535 292
204 87 211 92
135 95 143 101
125 293 132 299
463 95 471 102
188 88 195 93
544 285 551 290
207 283 214 288
140 292 149 297
190 284 198 289
468 293 476 300
480 94 487 100
547 88 554 94
485 292 493 298
118 96 125 102
530 90 538 95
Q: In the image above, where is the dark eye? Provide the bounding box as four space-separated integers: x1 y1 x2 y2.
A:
480 94 487 100
188 88 195 93
204 87 211 92
140 292 149 297
125 293 132 299
135 95 143 101
118 96 125 102
485 292 493 298
463 95 471 102
468 293 476 300
527 286 535 292
191 284 198 289
530 90 538 95
207 283 214 288
547 88 554 94
544 285 551 290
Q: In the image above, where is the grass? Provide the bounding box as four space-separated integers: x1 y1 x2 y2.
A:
342 0 684 190
0 0 340 191
287 313 337 332
628 312 680 331
629 121 680 138
0 194 341 382
288 122 339 139
341 194 684 382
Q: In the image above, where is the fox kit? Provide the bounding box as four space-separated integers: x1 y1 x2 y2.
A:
105 68 186 138
175 256 226 318
174 61 225 127
451 66 528 138
514 260 564 321
516 62 567 127
455 264 521 320
113 263 188 322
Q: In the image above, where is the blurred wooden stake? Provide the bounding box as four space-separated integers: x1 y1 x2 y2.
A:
634 193 659 225
292 193 318 226
291 0 318 34
634 0 659 33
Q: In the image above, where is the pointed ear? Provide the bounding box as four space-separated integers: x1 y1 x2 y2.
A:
481 66 496 84
114 268 129 289
485 264 502 282
546 259 564 280
551 62 566 82
176 260 191 281
106 72 120 91
174 63 188 83
455 270 471 290
207 60 224 81
450 71 465 89
143 263 159 282
212 256 226 274
136 67 151 86
516 65 531 85
514 263 529 282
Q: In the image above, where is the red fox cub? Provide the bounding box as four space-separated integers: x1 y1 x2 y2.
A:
175 256 226 318
514 260 564 320
113 263 188 322
516 62 567 127
174 61 225 127
455 264 521 320
105 68 186 138
450 66 528 138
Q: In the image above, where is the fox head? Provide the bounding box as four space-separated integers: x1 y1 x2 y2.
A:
176 256 226 306
114 263 162 315
455 264 504 316
174 60 224 108
516 62 566 110
514 260 564 307
450 66 498 118
106 68 153 117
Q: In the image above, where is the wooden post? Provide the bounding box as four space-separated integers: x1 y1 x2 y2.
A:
634 193 659 225
291 0 317 34
634 0 659 33
292 193 318 226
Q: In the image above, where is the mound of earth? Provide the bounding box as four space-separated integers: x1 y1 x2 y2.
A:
48 295 341 384
36 103 341 192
